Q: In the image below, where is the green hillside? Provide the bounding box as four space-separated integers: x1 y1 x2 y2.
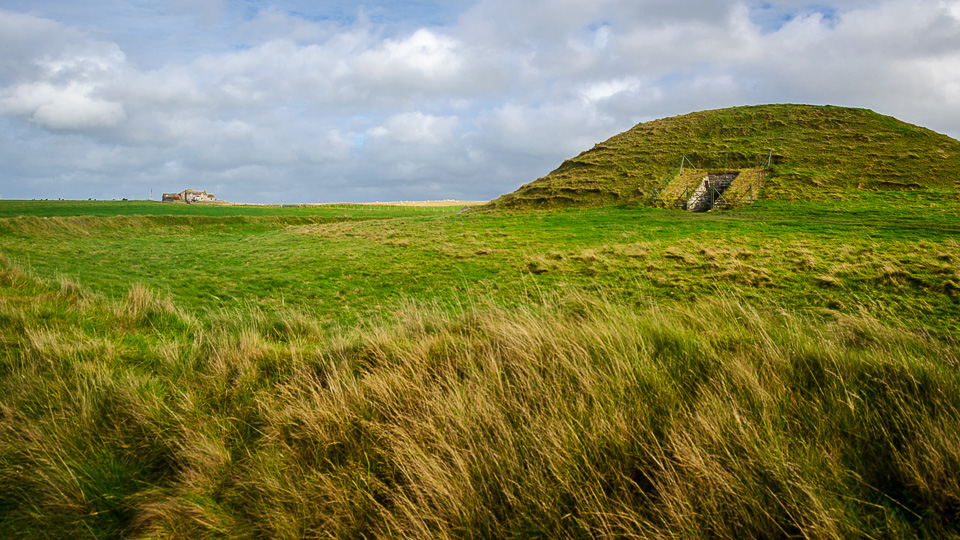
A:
489 104 960 209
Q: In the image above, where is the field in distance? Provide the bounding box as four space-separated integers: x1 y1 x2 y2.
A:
2 195 957 330
1 195 959 538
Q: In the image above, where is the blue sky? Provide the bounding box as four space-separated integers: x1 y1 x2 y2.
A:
1 0 959 203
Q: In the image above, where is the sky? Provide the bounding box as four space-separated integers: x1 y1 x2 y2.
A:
1 1 960 203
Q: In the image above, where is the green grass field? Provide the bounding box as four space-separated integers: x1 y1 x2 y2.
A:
1 197 959 538
3 195 958 330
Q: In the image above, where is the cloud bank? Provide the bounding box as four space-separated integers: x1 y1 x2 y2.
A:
1 0 959 202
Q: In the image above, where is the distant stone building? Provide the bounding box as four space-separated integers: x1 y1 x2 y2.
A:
162 189 216 202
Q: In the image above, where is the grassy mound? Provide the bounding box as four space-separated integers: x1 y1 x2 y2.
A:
488 104 960 209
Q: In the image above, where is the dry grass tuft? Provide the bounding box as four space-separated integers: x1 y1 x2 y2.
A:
2 274 959 538
126 282 175 314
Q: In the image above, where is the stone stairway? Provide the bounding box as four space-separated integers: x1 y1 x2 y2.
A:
686 173 738 212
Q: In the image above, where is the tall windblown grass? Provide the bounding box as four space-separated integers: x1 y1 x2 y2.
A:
1 263 958 538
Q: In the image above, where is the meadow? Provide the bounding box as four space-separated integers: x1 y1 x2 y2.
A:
1 194 959 538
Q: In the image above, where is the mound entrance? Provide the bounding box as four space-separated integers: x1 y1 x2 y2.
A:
687 173 739 212
651 152 772 211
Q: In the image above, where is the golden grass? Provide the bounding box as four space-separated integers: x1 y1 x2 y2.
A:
2 211 960 538
2 269 959 537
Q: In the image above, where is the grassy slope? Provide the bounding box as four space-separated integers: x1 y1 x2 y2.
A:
1 246 959 538
1 199 959 538
489 104 960 209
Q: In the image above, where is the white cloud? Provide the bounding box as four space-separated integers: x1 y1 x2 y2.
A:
0 10 81 82
1 81 126 129
239 6 335 43
0 31 128 129
368 111 459 144
581 77 641 103
479 101 618 158
2 1 960 202
0 10 129 129
915 54 960 102
947 0 960 20
362 29 461 79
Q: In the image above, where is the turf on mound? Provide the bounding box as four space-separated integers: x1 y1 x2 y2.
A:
488 104 960 210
